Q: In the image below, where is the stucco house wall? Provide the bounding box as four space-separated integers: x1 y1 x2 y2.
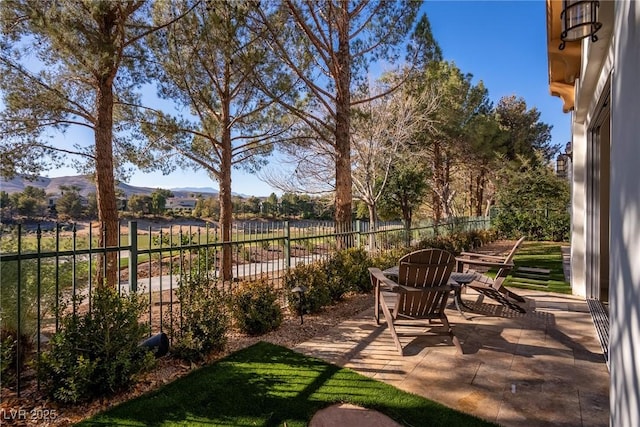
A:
549 1 640 424
609 2 640 425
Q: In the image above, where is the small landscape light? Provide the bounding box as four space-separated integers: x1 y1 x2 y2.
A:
291 285 306 325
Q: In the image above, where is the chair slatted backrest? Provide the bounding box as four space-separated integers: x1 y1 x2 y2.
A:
493 236 526 286
504 237 526 264
396 249 455 318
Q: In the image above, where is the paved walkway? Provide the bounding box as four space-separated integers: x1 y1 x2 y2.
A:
298 287 609 427
118 254 326 293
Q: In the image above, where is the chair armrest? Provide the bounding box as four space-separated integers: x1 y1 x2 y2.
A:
455 257 514 269
395 284 453 293
459 252 507 261
369 268 401 291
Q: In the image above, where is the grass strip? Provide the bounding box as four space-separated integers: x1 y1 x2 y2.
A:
505 241 571 294
78 341 496 427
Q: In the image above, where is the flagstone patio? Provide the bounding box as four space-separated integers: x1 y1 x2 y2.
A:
298 288 609 427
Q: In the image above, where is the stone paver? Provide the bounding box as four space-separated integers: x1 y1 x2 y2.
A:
309 403 403 427
295 288 610 427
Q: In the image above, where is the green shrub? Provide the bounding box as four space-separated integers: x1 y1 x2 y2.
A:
0 334 14 381
545 210 570 242
447 231 479 253
0 237 96 389
171 271 229 362
0 329 31 387
0 258 65 380
38 286 154 403
283 262 330 315
231 278 282 336
494 209 569 242
378 230 406 250
492 160 570 242
371 247 411 270
416 235 457 253
416 229 497 255
470 229 498 248
325 248 374 297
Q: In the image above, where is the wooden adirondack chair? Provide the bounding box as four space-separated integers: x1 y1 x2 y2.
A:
455 237 527 313
369 249 462 355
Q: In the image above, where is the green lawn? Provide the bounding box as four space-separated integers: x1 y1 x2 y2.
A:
78 342 496 427
504 241 571 294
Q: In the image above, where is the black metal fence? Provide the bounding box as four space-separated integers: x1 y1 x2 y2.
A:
0 216 490 394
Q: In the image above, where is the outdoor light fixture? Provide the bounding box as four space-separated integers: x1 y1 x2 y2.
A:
564 141 573 161
559 0 602 50
291 286 306 325
556 154 567 178
556 141 573 179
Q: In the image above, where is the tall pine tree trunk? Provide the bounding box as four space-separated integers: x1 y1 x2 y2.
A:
402 202 412 247
219 149 233 282
367 203 377 250
468 171 475 216
95 80 119 288
475 170 485 217
443 157 453 217
334 4 353 248
219 173 233 283
432 139 443 223
219 80 234 282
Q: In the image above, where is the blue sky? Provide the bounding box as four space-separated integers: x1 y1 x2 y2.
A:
47 1 570 197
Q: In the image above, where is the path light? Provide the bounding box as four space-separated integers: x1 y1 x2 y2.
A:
291 286 306 325
140 332 170 358
559 0 602 50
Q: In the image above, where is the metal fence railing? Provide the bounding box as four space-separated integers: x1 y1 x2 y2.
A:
0 216 490 394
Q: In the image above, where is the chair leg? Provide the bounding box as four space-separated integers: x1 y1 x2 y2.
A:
498 285 526 302
441 315 463 354
375 284 381 325
453 288 470 319
450 333 463 355
380 296 403 355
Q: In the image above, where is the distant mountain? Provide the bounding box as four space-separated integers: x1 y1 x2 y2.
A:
169 187 251 198
0 175 160 197
1 175 91 196
169 186 219 195
0 175 52 194
0 175 253 198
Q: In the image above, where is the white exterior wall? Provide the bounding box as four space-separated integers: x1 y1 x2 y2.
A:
570 120 587 297
569 0 614 299
610 2 640 425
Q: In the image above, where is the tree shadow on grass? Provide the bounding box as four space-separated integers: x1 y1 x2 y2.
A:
79 342 495 427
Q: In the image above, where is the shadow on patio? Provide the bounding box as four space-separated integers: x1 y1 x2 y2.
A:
295 288 609 427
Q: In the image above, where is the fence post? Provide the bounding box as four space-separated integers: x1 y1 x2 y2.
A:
129 221 138 292
16 224 22 396
284 221 290 271
356 220 362 248
36 224 42 391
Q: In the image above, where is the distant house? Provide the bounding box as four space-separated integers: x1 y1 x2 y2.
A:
117 197 127 211
47 193 89 209
166 197 198 212
47 195 59 209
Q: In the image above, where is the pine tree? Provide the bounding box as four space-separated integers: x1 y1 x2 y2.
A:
0 0 191 286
